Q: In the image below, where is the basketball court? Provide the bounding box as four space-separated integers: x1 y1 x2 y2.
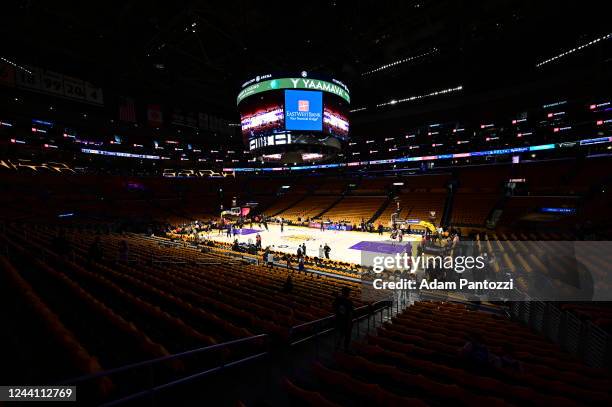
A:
204 223 420 264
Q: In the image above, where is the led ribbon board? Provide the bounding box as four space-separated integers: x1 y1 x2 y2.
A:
237 78 350 104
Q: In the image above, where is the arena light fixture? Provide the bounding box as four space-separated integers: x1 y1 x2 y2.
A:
0 56 32 74
376 85 463 108
536 33 611 67
362 48 438 76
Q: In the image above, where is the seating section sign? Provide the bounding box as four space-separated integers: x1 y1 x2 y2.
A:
284 90 322 131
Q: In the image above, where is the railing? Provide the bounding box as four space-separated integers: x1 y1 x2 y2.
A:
288 299 396 359
60 334 269 406
509 301 611 368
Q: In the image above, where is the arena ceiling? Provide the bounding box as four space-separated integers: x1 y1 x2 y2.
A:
1 0 610 118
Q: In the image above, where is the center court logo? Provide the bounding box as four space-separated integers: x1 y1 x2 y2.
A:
298 100 310 111
282 234 315 242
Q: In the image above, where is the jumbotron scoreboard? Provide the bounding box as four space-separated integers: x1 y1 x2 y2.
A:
238 71 350 163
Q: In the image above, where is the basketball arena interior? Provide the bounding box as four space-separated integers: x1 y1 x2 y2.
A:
1 1 612 406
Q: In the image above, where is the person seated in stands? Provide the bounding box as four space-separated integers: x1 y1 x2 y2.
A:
378 223 384 236
232 239 239 251
459 332 490 368
88 236 103 263
282 274 294 293
333 287 354 351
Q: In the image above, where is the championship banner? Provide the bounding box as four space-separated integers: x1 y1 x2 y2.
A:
15 66 40 90
40 70 64 95
63 76 86 100
171 108 198 128
147 104 163 127
198 112 209 129
12 64 104 105
84 82 104 105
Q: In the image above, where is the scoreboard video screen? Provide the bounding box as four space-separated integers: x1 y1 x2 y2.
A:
238 73 350 153
284 89 323 131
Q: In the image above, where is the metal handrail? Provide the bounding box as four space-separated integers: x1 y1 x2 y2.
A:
288 300 392 344
100 352 268 407
60 334 268 385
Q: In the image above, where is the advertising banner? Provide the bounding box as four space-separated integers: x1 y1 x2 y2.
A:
285 90 322 131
